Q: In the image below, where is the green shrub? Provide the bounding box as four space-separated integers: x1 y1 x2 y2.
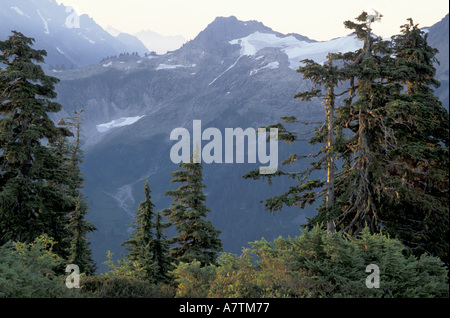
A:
0 235 81 298
79 250 176 298
80 276 175 298
170 227 449 298
171 260 217 298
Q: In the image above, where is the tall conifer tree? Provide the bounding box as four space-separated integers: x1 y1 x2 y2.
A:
381 19 449 264
163 159 222 266
122 180 157 280
0 32 73 257
152 210 172 283
62 110 97 274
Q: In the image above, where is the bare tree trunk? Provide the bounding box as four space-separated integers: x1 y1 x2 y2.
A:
325 53 336 233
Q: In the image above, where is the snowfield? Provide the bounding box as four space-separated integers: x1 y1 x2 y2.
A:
230 32 363 69
96 116 145 133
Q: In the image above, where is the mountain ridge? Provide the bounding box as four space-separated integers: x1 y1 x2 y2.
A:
0 0 149 67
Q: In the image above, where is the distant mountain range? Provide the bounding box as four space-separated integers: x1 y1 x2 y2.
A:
133 29 187 55
0 0 149 67
1 0 448 272
106 25 187 55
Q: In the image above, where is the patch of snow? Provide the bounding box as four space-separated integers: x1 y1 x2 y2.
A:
137 60 142 64
37 9 49 34
96 116 145 133
230 32 362 69
156 63 195 70
83 36 95 44
56 46 72 62
249 61 279 76
103 61 113 67
209 57 241 85
11 6 30 18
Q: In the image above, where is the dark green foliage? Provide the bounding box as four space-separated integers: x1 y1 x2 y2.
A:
122 180 156 279
382 19 449 265
0 31 73 257
66 192 97 275
327 15 449 264
152 210 172 283
61 111 97 275
163 159 223 266
80 276 175 298
122 180 172 282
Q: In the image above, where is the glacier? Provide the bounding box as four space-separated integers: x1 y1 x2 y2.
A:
96 116 145 133
230 32 363 69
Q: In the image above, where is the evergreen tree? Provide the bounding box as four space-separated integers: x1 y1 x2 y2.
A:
122 180 156 280
320 11 396 235
62 110 97 275
152 210 172 283
381 19 449 265
327 14 449 264
243 52 347 233
244 13 449 265
163 158 222 266
122 180 172 282
0 31 73 257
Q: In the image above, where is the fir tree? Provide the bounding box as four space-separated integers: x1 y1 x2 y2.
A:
243 52 347 233
122 180 172 282
0 31 73 257
322 11 396 235
244 13 449 266
329 14 449 264
62 110 97 275
122 180 156 280
163 158 222 266
152 210 172 283
381 19 449 265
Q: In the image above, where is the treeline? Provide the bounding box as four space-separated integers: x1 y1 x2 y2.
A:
99 51 157 63
0 11 448 299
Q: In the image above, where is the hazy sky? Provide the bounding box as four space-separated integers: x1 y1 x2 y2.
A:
56 0 448 41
